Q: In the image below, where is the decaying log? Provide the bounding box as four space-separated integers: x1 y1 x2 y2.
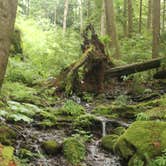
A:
105 57 164 78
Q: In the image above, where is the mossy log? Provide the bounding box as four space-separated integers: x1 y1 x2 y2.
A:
105 57 164 78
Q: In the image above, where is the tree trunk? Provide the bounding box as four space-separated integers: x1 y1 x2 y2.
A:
162 0 166 32
152 0 161 58
128 0 133 37
63 0 69 35
123 0 128 37
79 0 83 33
139 0 143 33
100 0 106 36
105 57 164 78
147 0 152 30
104 0 120 58
0 0 18 89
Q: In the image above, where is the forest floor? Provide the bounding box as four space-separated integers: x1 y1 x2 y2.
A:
0 78 166 166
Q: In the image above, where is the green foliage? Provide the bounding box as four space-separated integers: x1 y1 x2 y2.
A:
73 114 98 130
58 100 85 116
151 149 166 166
136 113 150 121
63 136 86 165
0 126 16 145
114 95 129 106
42 140 60 155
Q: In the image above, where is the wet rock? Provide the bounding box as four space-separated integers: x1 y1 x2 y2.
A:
42 140 61 155
114 121 166 165
73 114 101 134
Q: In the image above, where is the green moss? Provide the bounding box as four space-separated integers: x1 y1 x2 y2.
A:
114 121 166 164
101 134 119 152
37 119 56 128
0 145 16 166
73 114 99 130
58 100 85 116
0 125 16 145
42 140 60 155
92 104 139 119
113 127 126 136
63 137 85 165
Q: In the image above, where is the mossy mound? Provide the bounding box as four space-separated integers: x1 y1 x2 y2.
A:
58 100 85 117
114 121 166 165
63 137 85 165
92 104 139 119
101 134 119 152
73 114 100 131
0 144 17 166
42 140 61 155
0 125 16 145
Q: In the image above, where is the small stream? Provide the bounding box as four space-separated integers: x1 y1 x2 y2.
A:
85 116 123 166
86 139 121 166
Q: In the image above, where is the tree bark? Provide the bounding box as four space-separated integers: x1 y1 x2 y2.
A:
105 57 164 78
104 0 120 58
123 0 128 37
128 0 133 37
79 0 83 33
0 0 18 89
139 0 143 33
152 0 161 58
63 0 69 35
147 0 152 30
100 0 106 36
162 0 166 32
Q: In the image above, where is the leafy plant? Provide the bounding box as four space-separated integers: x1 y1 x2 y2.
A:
58 100 85 116
136 113 150 121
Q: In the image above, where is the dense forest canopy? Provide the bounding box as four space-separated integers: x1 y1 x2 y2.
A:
0 0 166 166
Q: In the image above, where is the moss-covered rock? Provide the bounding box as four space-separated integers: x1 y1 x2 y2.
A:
58 100 85 117
101 134 119 152
0 144 16 166
0 125 16 145
73 114 100 131
42 140 61 155
63 137 85 165
114 121 166 165
113 127 126 136
92 104 139 119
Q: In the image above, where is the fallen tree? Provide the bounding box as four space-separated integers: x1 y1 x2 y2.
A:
53 25 165 95
105 57 164 78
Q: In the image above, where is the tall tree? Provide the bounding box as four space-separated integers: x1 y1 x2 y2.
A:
63 0 69 34
147 0 152 30
162 0 166 32
100 0 106 36
104 0 120 58
79 0 83 33
128 0 133 37
123 0 128 37
0 0 18 89
139 0 143 33
152 0 161 58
